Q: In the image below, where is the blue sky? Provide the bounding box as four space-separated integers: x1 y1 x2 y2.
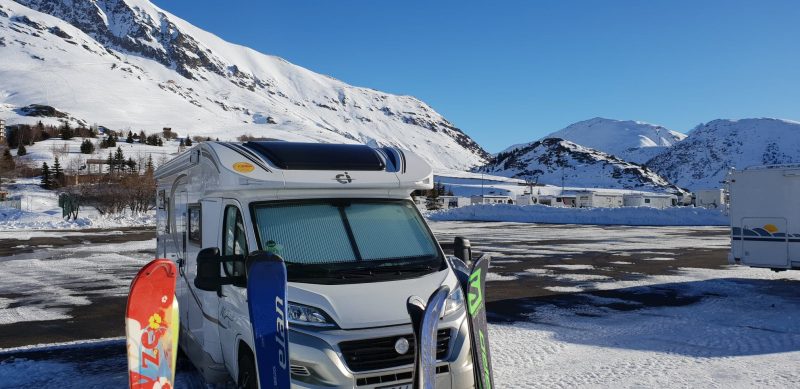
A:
153 0 800 152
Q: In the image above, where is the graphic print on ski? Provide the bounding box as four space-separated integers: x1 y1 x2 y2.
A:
126 259 179 389
407 285 450 389
459 255 495 389
247 252 291 389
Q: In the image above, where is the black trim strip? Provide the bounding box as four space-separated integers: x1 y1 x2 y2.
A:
231 144 273 172
200 150 221 173
732 237 800 242
398 149 407 174
338 205 363 261
218 143 272 173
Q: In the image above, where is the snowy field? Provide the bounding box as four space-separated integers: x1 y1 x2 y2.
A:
2 222 800 388
0 177 155 232
429 203 728 226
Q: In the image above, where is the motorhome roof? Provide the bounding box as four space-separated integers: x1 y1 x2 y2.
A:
155 141 433 194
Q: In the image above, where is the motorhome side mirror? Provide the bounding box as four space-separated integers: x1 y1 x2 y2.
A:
453 236 472 265
195 247 222 292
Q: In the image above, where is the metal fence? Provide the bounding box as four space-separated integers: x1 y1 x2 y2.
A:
0 199 22 210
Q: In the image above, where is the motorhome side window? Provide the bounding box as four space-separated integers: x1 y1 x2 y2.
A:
188 205 201 244
222 205 247 278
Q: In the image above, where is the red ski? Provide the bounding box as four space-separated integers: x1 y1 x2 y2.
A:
126 259 180 389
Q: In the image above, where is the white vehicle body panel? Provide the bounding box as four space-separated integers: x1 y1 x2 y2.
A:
729 165 800 270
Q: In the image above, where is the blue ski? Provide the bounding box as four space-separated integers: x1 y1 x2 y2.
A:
247 252 291 389
407 285 450 389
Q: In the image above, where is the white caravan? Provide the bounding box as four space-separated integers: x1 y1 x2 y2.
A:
728 165 800 270
622 193 678 209
695 189 726 209
155 141 475 388
574 191 623 208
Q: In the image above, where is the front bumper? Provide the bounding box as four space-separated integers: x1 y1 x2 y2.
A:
287 310 475 389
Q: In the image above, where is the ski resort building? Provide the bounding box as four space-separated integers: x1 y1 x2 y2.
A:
575 191 624 208
623 193 678 209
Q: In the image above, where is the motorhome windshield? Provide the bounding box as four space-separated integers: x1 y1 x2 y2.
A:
251 200 444 284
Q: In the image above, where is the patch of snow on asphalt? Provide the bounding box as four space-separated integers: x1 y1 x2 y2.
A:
545 264 595 270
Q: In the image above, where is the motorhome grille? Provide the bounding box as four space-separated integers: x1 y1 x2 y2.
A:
243 141 386 171
339 329 451 372
355 365 449 386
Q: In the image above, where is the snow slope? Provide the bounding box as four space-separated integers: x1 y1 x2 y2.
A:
646 118 800 190
479 138 686 194
0 0 488 170
504 118 686 164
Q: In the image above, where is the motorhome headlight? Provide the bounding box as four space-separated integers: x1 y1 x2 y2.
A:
287 303 336 328
444 287 464 316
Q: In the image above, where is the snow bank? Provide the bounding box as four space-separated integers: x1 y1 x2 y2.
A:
428 204 728 226
0 207 155 230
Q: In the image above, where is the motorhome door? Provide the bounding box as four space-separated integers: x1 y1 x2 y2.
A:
741 217 789 268
218 200 251 371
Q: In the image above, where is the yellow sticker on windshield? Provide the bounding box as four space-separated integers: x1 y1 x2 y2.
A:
233 162 255 173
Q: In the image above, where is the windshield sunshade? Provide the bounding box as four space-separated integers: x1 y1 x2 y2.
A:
252 200 438 265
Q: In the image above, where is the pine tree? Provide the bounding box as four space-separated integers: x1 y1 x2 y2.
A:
17 143 27 156
114 146 125 173
80 139 95 154
145 154 154 175
127 157 136 173
60 122 74 140
157 137 163 147
52 156 63 188
0 149 15 172
185 137 192 147
41 162 51 189
126 131 134 143
106 152 114 174
139 131 146 144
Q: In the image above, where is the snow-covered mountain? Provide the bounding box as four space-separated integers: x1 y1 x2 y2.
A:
646 118 800 190
0 0 489 169
504 118 686 164
478 138 686 194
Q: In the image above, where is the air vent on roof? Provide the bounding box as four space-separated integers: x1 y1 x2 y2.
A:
243 142 386 171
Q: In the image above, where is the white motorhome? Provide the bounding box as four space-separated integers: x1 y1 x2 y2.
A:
728 165 800 270
155 141 475 388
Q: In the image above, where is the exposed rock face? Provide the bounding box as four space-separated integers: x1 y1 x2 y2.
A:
480 138 686 194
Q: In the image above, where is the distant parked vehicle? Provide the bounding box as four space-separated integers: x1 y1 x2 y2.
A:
695 188 726 209
728 165 800 270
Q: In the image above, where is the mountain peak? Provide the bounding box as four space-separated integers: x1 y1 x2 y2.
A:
1 0 489 169
480 137 686 194
648 117 800 190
